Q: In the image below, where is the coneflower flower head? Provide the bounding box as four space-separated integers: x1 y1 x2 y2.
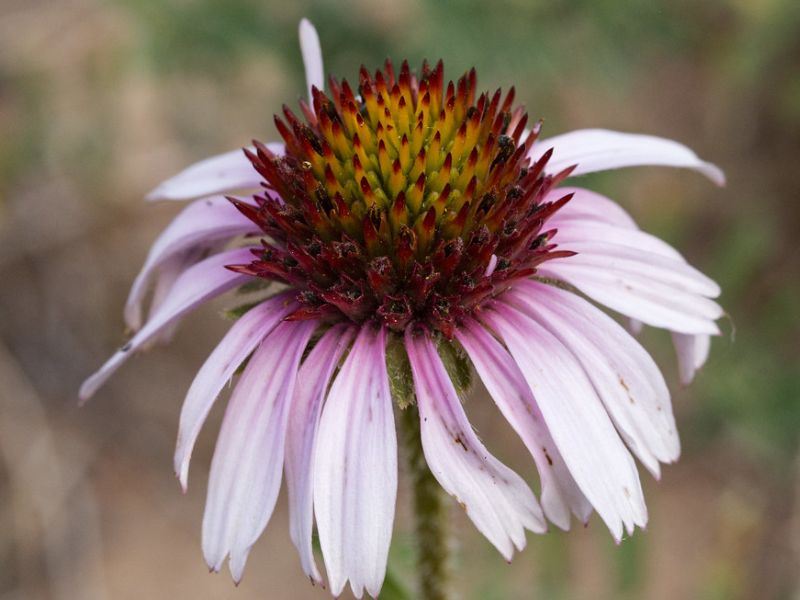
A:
80 19 725 599
233 60 573 336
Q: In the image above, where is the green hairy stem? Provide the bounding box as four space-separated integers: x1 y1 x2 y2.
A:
401 403 451 600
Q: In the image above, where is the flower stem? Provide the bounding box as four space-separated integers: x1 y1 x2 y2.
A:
401 404 450 600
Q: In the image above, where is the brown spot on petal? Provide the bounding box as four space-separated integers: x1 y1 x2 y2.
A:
619 375 635 404
542 446 553 466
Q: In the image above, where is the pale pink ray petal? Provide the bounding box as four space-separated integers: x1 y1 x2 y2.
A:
539 262 722 335
147 250 204 318
547 187 697 262
508 281 681 476
552 241 720 297
544 186 722 381
201 320 317 582
145 143 284 202
455 320 591 530
174 292 297 490
532 129 725 185
405 329 547 559
285 324 355 585
313 325 397 599
79 247 256 403
481 304 647 540
299 19 324 100
554 221 684 261
672 332 712 385
546 187 638 229
139 247 210 348
125 196 256 331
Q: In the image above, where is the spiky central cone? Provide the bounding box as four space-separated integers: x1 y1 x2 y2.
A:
230 60 575 337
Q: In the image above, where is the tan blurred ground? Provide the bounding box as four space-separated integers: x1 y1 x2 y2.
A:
1 0 799 598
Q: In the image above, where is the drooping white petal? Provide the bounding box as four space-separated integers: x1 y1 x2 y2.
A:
299 19 324 100
147 250 204 319
145 143 284 202
672 332 712 385
507 281 680 477
285 324 354 585
532 129 725 185
202 320 317 583
79 247 255 403
481 304 647 540
540 227 723 335
314 325 397 599
174 292 296 490
454 320 591 530
405 329 546 559
139 247 210 348
544 185 723 380
125 196 256 331
539 261 722 335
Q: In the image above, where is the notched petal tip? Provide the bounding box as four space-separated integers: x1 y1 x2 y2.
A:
229 548 251 587
206 555 223 574
174 458 189 493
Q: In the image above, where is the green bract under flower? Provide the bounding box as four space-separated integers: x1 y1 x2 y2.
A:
229 59 576 336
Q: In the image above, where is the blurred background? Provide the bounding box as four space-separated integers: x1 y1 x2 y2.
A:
1 0 799 598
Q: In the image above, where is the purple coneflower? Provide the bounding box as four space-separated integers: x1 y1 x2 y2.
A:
81 19 724 599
